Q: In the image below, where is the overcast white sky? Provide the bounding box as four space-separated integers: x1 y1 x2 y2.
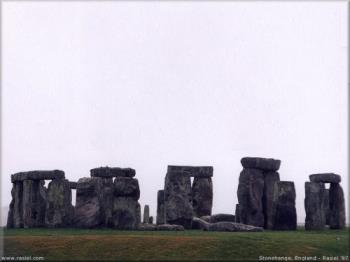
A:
1 1 348 225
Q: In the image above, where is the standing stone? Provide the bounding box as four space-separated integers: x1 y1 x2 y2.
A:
143 205 150 224
74 177 103 228
22 180 47 228
273 181 297 230
237 168 264 227
6 185 15 228
329 183 345 229
304 182 326 230
192 177 213 217
235 204 240 223
45 179 74 227
112 177 141 230
164 171 193 229
13 182 24 228
263 171 280 229
149 216 153 224
156 190 165 225
324 189 330 225
99 178 114 227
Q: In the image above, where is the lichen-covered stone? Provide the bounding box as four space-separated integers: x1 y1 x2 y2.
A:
164 171 193 229
45 179 74 227
309 173 341 184
114 177 140 200
167 166 213 178
11 170 65 182
329 183 345 229
263 171 280 229
112 197 141 230
192 177 213 217
273 181 297 230
241 157 281 171
22 180 47 228
91 167 135 178
304 182 327 230
237 168 264 227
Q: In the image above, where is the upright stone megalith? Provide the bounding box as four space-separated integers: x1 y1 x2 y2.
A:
304 173 345 230
237 168 264 227
164 171 193 229
22 180 47 228
112 176 141 229
45 179 74 227
329 183 345 229
143 205 150 224
304 182 326 230
192 177 213 217
273 181 297 230
237 157 281 229
156 190 165 225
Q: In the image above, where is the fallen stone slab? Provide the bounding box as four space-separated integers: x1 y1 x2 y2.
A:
309 173 341 184
200 214 235 223
192 217 210 230
11 170 65 182
241 157 281 171
167 165 213 178
157 224 185 231
138 223 157 231
90 167 136 178
205 221 263 232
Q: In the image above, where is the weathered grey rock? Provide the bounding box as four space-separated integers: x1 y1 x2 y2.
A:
329 183 345 229
235 204 240 223
237 168 264 227
11 170 65 182
263 171 280 229
45 179 74 227
192 217 210 230
22 180 47 228
192 177 213 217
205 221 263 232
241 157 281 171
167 166 213 178
99 177 114 227
114 177 140 200
273 181 297 230
90 167 135 178
143 205 150 224
74 177 103 228
164 171 193 229
112 197 141 229
304 182 327 230
138 223 157 231
157 224 185 231
69 182 77 189
156 190 165 225
200 214 235 223
149 216 153 224
309 173 341 184
13 182 24 228
324 189 330 225
6 185 15 228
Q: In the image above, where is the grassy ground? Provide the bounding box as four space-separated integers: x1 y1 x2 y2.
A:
1 227 349 261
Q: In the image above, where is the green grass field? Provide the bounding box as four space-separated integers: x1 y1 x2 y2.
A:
1 228 349 261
